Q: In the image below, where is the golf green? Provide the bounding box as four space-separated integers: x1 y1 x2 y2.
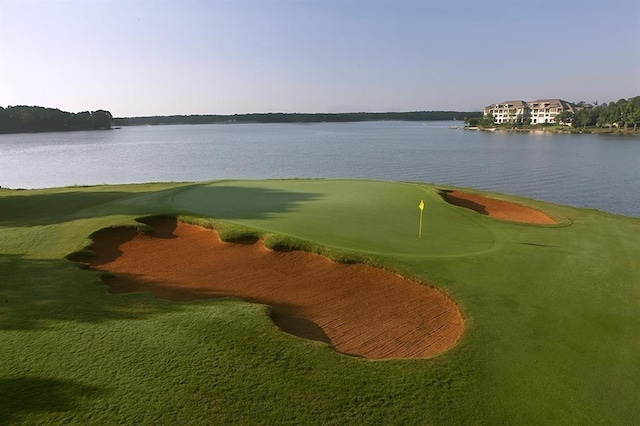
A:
171 179 497 257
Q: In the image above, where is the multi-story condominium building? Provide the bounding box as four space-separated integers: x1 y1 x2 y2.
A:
527 99 578 124
483 99 578 125
483 100 528 124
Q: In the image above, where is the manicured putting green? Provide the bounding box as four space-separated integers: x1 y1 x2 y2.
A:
171 179 496 257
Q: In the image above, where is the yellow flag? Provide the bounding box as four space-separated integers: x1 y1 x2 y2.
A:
418 199 425 239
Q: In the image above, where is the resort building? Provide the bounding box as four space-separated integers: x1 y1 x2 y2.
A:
483 99 579 125
483 100 528 124
527 99 578 124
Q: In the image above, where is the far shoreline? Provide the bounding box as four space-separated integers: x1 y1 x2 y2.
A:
111 111 480 127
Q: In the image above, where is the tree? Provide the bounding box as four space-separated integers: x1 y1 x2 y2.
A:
479 112 495 127
573 109 591 129
466 117 480 126
91 110 112 129
606 102 623 127
629 108 640 132
555 111 573 126
622 102 640 131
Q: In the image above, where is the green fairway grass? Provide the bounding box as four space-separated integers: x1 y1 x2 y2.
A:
1 179 639 424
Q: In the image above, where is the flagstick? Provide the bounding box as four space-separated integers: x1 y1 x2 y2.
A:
417 199 425 239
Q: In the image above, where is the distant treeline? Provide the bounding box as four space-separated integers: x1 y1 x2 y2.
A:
0 106 112 134
113 111 482 126
567 96 640 130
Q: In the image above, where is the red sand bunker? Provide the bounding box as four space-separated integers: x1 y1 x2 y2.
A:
75 217 463 360
442 190 556 224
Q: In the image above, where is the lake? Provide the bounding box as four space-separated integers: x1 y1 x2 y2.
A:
1 121 638 218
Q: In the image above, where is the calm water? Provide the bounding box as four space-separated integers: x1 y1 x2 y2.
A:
1 121 639 218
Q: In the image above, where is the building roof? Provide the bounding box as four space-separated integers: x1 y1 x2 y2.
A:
484 100 526 109
528 99 577 111
484 99 578 112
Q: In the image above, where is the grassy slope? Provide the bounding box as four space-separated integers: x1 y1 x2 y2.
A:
1 180 639 424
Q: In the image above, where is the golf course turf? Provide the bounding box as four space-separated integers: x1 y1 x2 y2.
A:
1 179 639 424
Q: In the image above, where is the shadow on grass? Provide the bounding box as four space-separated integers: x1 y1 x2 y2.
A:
0 255 181 331
171 185 325 219
0 189 142 227
0 184 325 226
520 242 560 248
0 376 103 424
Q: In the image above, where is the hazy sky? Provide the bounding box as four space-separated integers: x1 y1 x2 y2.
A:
1 0 639 117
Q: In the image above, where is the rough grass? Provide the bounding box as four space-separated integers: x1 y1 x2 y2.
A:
1 179 639 424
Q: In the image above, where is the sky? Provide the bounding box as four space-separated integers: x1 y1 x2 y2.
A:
1 0 639 117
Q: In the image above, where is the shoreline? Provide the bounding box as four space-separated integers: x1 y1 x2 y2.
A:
465 125 639 135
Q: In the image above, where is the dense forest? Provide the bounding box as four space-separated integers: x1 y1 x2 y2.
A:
0 106 112 134
113 111 482 126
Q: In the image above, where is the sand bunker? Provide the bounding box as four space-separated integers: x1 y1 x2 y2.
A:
73 217 463 360
441 190 556 224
